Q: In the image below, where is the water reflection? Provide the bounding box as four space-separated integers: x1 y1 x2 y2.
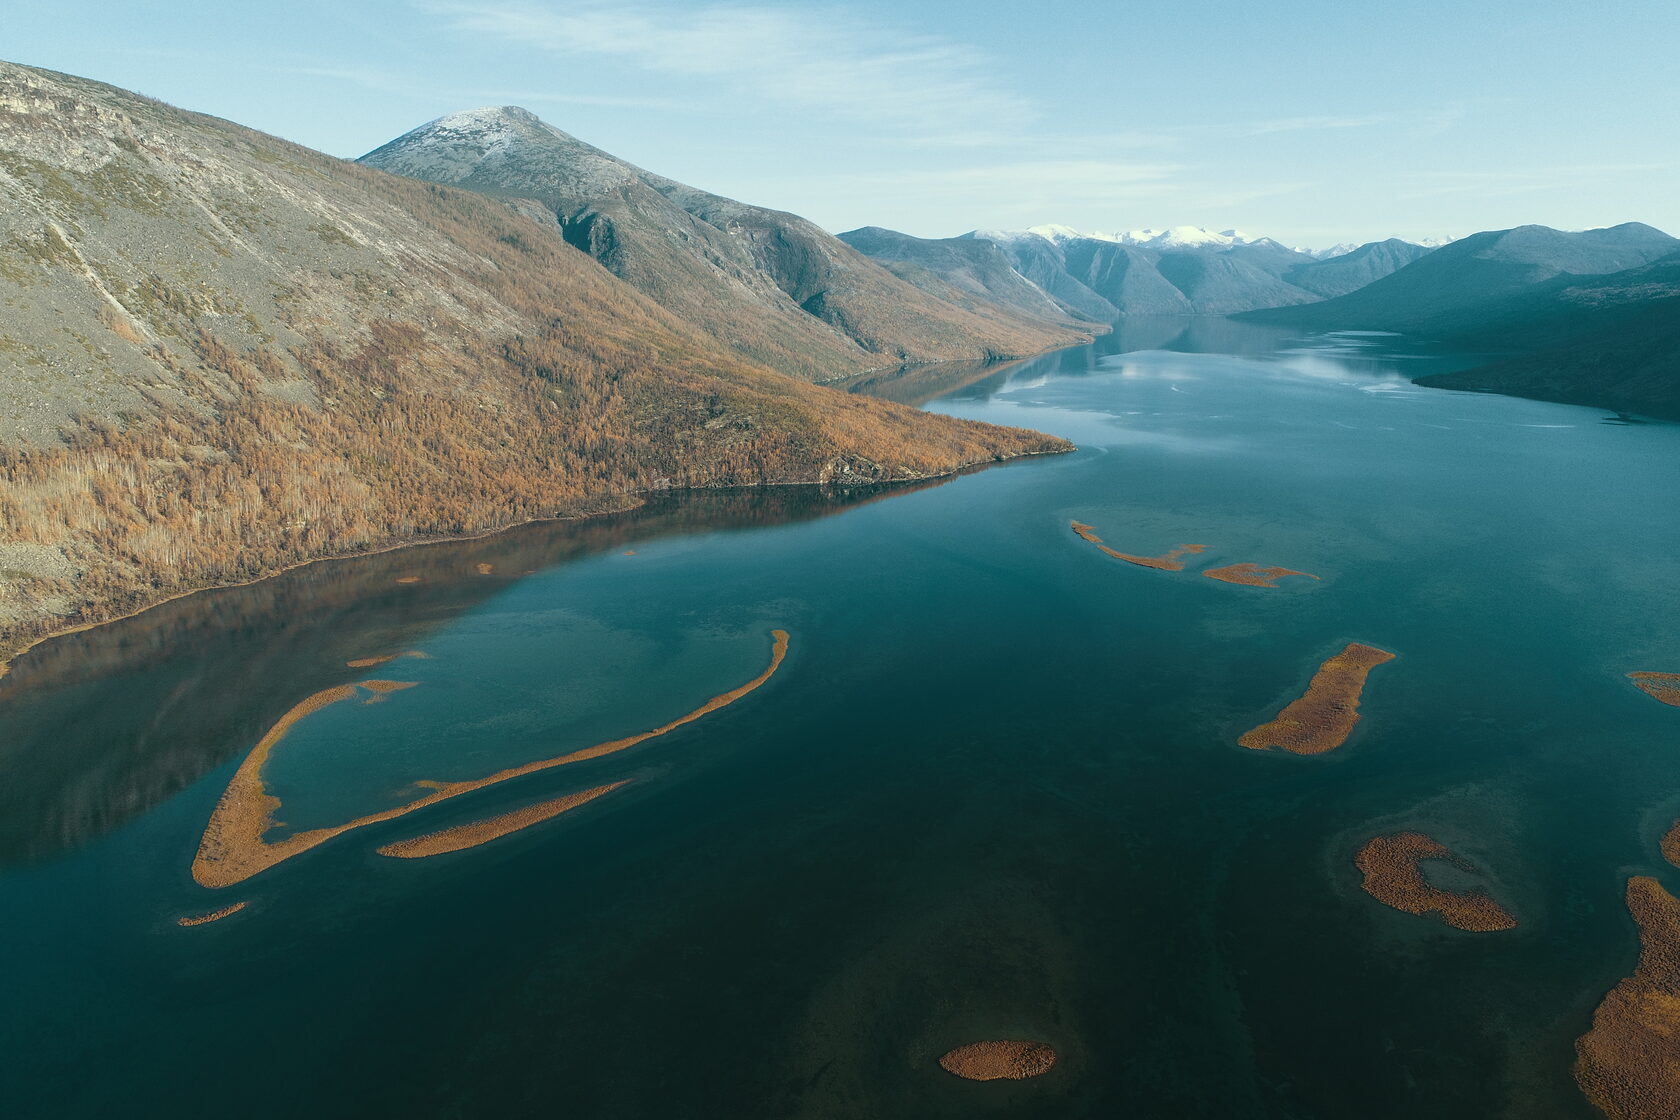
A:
0 483 949 865
847 316 1488 406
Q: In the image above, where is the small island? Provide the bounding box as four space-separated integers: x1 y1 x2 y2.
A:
1239 643 1395 754
1202 563 1319 588
1575 876 1680 1120
175 901 249 927
193 631 789 887
1628 672 1680 707
377 782 630 858
1353 832 1517 932
1070 520 1207 571
938 1040 1057 1081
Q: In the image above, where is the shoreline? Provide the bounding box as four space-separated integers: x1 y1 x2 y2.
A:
0 445 1071 682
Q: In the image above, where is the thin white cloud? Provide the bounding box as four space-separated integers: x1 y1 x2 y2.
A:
1397 162 1676 201
424 1 1038 135
274 64 692 111
1246 106 1465 136
772 159 1184 226
1249 112 1402 135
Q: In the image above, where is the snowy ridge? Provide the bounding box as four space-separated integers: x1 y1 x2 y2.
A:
982 224 1456 258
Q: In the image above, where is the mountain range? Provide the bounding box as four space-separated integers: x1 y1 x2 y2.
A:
3 55 1676 662
1236 223 1680 416
358 108 1088 381
839 226 1436 319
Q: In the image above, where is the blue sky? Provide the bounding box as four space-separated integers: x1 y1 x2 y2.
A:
8 0 1677 247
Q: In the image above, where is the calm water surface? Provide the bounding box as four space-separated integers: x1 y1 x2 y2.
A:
2 321 1677 1118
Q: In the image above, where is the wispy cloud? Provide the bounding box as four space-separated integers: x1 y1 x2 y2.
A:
423 1 1038 136
1396 162 1677 201
1245 106 1466 137
777 159 1183 222
275 63 693 111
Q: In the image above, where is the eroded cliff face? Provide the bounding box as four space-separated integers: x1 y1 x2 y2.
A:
0 61 1070 662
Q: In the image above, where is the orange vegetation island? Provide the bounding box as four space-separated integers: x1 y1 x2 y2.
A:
938 1040 1057 1081
1664 821 1680 870
345 650 429 669
1239 643 1395 755
1575 876 1680 1120
176 901 249 927
1353 832 1517 932
192 630 789 888
377 782 629 858
1203 563 1320 588
1070 520 1207 571
1628 672 1680 707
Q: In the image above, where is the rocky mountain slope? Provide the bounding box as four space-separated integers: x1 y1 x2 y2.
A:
1412 253 1680 417
0 60 1072 663
1233 224 1680 416
833 226 1077 324
904 228 1425 317
1282 238 1436 298
359 108 1089 381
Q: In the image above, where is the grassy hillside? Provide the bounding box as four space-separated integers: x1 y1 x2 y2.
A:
0 61 1071 664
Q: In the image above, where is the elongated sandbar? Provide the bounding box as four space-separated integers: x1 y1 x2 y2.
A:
192 631 789 888
345 651 429 669
1575 876 1680 1119
1239 643 1394 755
938 1040 1057 1081
1203 563 1319 588
1354 832 1516 932
176 901 248 927
376 781 629 858
1629 672 1680 707
1070 520 1206 571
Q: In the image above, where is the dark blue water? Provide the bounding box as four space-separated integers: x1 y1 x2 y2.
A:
2 323 1676 1118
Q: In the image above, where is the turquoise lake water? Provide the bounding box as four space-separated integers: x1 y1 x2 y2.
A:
1 320 1676 1117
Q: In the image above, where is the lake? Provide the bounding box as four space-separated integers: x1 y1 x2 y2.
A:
2 319 1676 1118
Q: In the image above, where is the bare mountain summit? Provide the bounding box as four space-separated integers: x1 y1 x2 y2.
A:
359 108 1092 381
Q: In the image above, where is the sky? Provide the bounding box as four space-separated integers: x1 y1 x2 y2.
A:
7 0 1678 248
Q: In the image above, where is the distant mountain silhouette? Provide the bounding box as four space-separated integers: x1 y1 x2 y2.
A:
1239 223 1680 336
1283 239 1436 298
934 229 1425 316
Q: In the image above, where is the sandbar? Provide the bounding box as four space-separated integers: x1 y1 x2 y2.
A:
475 563 494 575
1203 563 1320 588
1239 643 1395 755
376 781 630 858
1070 519 1206 571
176 900 248 927
1354 832 1516 931
1629 672 1680 707
192 630 789 888
345 651 428 669
1575 876 1680 1119
395 576 422 584
939 1040 1057 1081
